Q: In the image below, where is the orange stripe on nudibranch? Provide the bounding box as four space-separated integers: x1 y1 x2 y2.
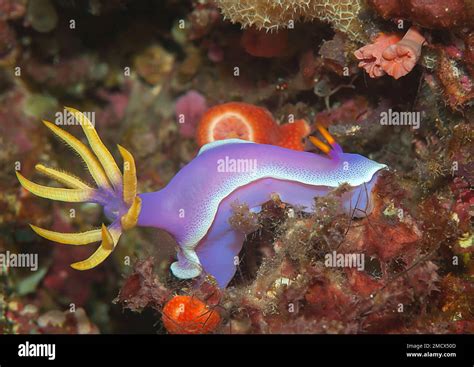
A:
309 123 341 156
316 124 335 146
309 136 331 155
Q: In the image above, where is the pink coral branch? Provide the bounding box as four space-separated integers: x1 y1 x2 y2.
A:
381 27 426 79
355 27 426 79
354 33 401 78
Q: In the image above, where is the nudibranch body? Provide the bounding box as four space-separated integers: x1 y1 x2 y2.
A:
16 109 386 288
139 138 386 287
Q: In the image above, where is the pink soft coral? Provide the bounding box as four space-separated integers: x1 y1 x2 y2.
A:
381 27 426 79
175 90 208 138
355 27 426 79
354 33 401 78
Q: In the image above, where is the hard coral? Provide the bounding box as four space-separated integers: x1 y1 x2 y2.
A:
436 49 474 109
215 0 367 41
368 0 473 29
196 102 310 150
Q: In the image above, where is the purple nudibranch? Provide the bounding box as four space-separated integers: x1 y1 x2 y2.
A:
16 108 387 288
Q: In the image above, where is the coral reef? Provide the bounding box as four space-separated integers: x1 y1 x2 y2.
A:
215 0 368 41
2 297 98 334
368 0 474 29
0 0 472 336
112 168 473 334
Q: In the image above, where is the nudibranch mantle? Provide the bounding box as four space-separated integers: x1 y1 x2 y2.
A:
138 138 386 287
16 109 387 289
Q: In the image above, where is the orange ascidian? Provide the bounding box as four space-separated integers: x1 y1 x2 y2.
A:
195 102 310 151
162 295 221 334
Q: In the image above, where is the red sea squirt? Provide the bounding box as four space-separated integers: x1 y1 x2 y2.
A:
162 295 221 334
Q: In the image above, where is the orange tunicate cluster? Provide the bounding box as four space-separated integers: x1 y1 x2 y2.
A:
196 102 310 151
355 27 426 79
162 295 221 334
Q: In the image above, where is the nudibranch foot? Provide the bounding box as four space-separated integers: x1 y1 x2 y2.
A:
191 177 378 288
171 247 202 279
15 107 141 270
196 230 245 288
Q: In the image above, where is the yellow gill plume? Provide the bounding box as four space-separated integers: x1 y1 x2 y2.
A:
16 108 141 271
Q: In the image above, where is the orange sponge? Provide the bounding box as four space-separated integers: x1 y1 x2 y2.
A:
196 102 310 151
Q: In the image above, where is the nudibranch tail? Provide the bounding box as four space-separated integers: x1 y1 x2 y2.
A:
15 107 141 270
309 123 343 158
